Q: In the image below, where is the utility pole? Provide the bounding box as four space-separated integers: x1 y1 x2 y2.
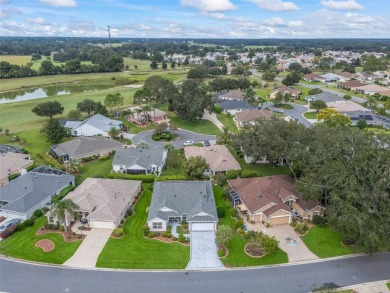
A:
107 26 111 48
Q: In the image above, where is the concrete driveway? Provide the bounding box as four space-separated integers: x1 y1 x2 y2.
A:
132 129 216 149
64 228 113 268
263 102 313 128
267 225 318 263
186 231 224 270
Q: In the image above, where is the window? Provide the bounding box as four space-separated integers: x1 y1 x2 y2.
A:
153 222 162 229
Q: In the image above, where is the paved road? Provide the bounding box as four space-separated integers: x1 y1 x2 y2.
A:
263 102 313 127
1 254 389 293
132 129 216 149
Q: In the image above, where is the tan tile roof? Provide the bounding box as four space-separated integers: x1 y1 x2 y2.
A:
65 178 141 222
338 72 354 79
0 153 33 180
338 80 367 88
184 145 241 173
235 109 273 122
326 101 370 112
355 84 389 93
270 86 301 96
221 90 245 100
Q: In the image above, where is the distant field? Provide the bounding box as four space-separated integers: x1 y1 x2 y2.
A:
0 55 31 66
30 55 92 70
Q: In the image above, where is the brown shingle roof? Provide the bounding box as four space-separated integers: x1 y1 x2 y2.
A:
271 86 301 96
338 80 367 88
235 109 273 122
221 90 245 100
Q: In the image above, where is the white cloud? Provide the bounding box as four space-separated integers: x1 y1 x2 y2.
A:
263 17 285 26
136 23 151 30
180 0 236 12
320 0 363 10
26 17 46 24
200 11 226 19
39 0 77 7
288 20 303 27
248 0 298 11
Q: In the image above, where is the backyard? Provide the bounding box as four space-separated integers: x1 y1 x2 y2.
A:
0 217 81 264
96 185 190 269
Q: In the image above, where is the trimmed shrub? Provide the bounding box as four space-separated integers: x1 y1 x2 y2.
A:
172 236 178 241
240 170 260 178
217 206 226 218
167 232 172 238
33 209 43 218
155 175 187 181
147 232 155 238
16 223 26 231
213 104 223 114
24 219 35 227
126 209 133 217
142 225 150 236
60 225 65 231
167 225 172 233
226 170 241 180
178 234 185 243
26 164 36 171
161 231 168 237
313 215 327 227
81 156 94 163
234 219 244 229
108 173 156 183
114 228 124 237
8 173 20 181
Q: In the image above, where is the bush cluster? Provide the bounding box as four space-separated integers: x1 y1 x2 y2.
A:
240 170 260 178
155 175 187 181
44 223 60 230
312 215 327 227
142 225 150 236
33 209 43 218
217 206 226 218
108 173 156 183
114 228 124 237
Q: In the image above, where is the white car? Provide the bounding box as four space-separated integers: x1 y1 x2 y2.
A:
183 140 195 146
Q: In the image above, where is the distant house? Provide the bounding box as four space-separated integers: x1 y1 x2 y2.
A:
305 92 342 103
228 176 325 225
0 146 33 187
337 80 367 91
343 110 389 128
128 106 168 125
302 73 323 82
338 71 354 80
216 99 255 115
354 84 390 96
326 101 371 112
147 181 218 232
0 167 74 220
64 114 122 137
320 73 346 83
269 86 301 100
235 109 273 127
184 145 241 175
352 72 373 82
218 90 245 100
61 178 141 229
50 136 123 162
112 148 167 175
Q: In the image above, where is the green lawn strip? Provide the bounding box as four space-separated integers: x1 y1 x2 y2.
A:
168 113 220 135
162 149 188 177
213 186 288 267
303 112 318 119
386 283 390 290
216 113 238 133
226 145 290 176
0 217 81 264
121 119 157 134
96 185 189 269
301 227 358 258
78 158 113 182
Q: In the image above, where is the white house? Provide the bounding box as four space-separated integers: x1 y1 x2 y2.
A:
112 148 167 175
65 114 122 137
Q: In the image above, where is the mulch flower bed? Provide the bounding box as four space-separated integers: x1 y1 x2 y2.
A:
35 239 55 252
218 246 228 258
244 243 265 258
36 224 85 242
145 235 189 246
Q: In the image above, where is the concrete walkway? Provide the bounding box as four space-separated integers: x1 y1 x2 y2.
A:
337 281 390 293
64 228 113 268
201 111 224 130
186 231 224 270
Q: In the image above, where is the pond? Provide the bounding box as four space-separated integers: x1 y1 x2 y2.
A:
0 84 113 104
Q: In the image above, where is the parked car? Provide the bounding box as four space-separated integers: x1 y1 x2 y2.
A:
184 140 195 146
0 219 21 233
273 108 284 114
203 140 210 146
80 218 88 224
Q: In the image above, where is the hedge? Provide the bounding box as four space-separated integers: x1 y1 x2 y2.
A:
26 164 36 172
37 153 64 170
108 173 156 183
8 173 20 181
240 170 260 178
52 185 75 203
226 170 241 179
155 175 187 181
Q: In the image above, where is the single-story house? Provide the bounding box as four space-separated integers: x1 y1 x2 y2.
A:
326 101 371 112
128 106 168 125
305 92 342 103
320 73 346 83
228 176 325 225
352 72 373 82
338 71 354 80
235 109 273 127
354 84 390 96
343 110 389 128
147 181 218 232
269 86 301 100
184 145 241 175
61 178 141 229
337 80 367 91
112 148 167 175
216 99 255 115
0 152 33 187
50 136 123 162
302 73 323 82
0 168 74 220
65 114 123 137
218 90 245 100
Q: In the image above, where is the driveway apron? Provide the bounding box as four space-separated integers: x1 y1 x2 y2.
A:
63 228 113 268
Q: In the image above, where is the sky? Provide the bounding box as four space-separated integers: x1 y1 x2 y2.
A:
0 0 389 38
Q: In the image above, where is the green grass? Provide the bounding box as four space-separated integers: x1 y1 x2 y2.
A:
96 185 190 269
216 113 238 133
162 149 188 177
386 283 390 290
122 119 157 134
0 55 32 66
169 115 220 135
301 227 358 258
214 186 288 267
0 217 81 264
79 158 113 182
303 112 318 119
227 145 291 176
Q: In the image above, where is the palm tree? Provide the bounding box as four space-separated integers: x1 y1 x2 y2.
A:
108 126 120 139
135 108 143 125
52 199 79 232
217 126 232 145
142 105 152 124
65 159 82 174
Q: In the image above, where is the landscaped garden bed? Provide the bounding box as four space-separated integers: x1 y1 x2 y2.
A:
36 223 85 242
152 131 178 142
35 239 55 252
244 243 265 258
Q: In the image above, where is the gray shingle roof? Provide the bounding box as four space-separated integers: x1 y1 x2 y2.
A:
309 92 342 103
147 181 218 223
0 171 74 214
67 114 122 132
217 99 255 110
113 148 165 169
51 137 123 159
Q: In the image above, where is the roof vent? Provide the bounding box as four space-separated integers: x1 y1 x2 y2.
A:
57 181 60 183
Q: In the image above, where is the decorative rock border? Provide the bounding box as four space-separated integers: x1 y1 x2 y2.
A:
35 239 55 252
218 246 229 259
244 243 266 258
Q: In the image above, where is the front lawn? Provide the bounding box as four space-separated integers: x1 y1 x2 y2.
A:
96 185 190 269
301 227 357 258
386 283 390 290
0 217 81 264
214 186 288 267
78 158 113 183
216 113 239 134
169 114 220 135
162 149 188 177
303 112 318 119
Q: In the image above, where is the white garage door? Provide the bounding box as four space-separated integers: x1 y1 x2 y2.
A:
89 220 115 229
190 222 215 231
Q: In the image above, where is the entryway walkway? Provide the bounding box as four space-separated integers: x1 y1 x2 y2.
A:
201 111 224 130
186 231 224 270
63 228 113 268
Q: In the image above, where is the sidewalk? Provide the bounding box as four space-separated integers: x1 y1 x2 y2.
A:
202 111 224 130
334 281 389 293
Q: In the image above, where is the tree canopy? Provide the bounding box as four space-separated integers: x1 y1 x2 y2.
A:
32 101 64 118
